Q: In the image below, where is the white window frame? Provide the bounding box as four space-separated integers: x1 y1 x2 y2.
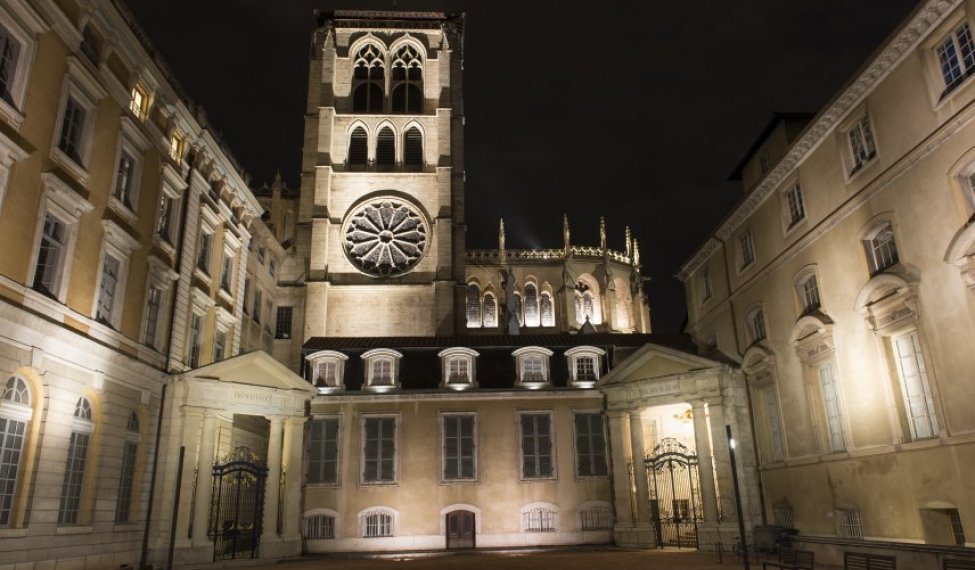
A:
58 397 94 526
739 229 756 270
303 508 339 540
128 80 154 122
107 117 151 225
578 500 613 531
360 414 399 485
0 2 43 128
520 502 559 533
783 182 807 230
306 416 341 486
50 58 106 185
933 20 975 99
195 207 220 282
141 256 176 351
512 346 553 388
465 282 482 328
440 412 477 483
818 362 847 453
0 376 32 528
565 346 605 388
91 220 139 330
438 347 479 390
359 507 397 538
796 271 822 315
836 508 864 540
518 410 556 480
27 173 94 303
844 114 878 177
863 222 900 275
891 330 940 440
572 410 609 478
306 350 348 393
361 349 402 392
540 291 555 327
153 164 187 255
186 288 213 369
482 292 498 328
218 230 241 299
747 306 767 344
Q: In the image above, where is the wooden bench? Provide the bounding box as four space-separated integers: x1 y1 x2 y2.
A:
944 559 975 570
762 549 815 569
845 552 896 570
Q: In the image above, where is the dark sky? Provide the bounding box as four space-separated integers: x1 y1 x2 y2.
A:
125 0 919 333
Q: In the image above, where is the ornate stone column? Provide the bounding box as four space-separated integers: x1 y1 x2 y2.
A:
261 416 284 544
628 409 651 526
692 401 720 524
191 411 217 545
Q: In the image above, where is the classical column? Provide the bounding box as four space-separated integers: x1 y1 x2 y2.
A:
691 401 720 523
281 417 306 541
707 401 735 521
607 411 635 526
262 416 284 542
191 411 218 545
628 409 651 526
173 407 203 546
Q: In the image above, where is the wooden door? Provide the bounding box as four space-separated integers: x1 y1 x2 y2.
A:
446 510 475 549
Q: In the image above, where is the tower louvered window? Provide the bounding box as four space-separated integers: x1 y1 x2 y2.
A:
466 283 481 328
482 294 497 327
391 45 423 114
376 127 395 170
348 127 368 169
403 127 423 171
524 283 540 327
352 44 384 113
540 293 554 327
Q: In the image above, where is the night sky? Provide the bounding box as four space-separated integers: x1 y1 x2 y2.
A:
125 0 919 334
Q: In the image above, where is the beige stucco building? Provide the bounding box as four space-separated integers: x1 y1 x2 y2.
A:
680 0 975 566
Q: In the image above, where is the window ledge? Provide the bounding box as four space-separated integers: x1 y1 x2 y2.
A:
193 268 212 285
0 527 28 538
56 525 93 535
107 196 139 227
217 288 233 304
0 97 25 129
152 235 176 259
315 386 345 395
50 147 90 186
516 381 550 390
846 157 878 185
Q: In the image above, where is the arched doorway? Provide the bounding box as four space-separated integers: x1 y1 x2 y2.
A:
445 510 475 549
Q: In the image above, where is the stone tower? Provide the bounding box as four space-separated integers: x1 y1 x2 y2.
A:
296 11 466 340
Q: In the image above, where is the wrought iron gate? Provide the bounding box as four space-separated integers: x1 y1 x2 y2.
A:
645 438 704 549
209 447 267 560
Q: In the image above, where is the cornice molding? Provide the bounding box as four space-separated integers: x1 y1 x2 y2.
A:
678 0 962 281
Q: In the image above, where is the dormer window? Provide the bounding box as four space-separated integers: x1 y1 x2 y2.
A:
438 347 479 390
306 350 349 394
362 349 402 392
565 346 606 388
513 347 553 388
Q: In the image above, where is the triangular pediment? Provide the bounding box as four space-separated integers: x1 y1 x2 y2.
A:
185 351 314 393
598 342 723 387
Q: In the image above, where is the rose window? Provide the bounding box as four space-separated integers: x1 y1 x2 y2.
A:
344 199 428 277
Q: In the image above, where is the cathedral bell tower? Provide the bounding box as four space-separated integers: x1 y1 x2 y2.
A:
296 11 466 339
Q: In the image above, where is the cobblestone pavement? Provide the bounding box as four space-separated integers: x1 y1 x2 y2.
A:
254 548 771 570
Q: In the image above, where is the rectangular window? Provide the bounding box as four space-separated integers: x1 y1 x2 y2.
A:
275 306 293 339
33 214 66 296
362 417 395 483
892 331 939 440
447 357 469 383
866 225 899 274
371 360 393 385
848 117 877 173
129 85 149 120
0 415 27 526
144 286 162 350
750 309 767 342
521 413 553 479
213 330 226 362
836 508 864 540
307 418 339 484
442 414 475 481
95 254 121 325
304 515 335 539
58 430 90 524
156 195 175 243
522 508 557 532
169 133 183 164
523 355 544 382
574 412 607 477
365 512 393 537
0 24 22 104
818 364 846 453
253 289 262 323
575 357 597 383
764 386 785 462
701 267 713 302
219 253 233 293
188 314 202 368
114 440 138 523
196 232 212 275
937 22 975 95
113 150 136 209
785 184 806 226
800 275 821 313
739 230 755 268
316 361 337 386
58 97 86 163
580 506 613 531
79 25 101 64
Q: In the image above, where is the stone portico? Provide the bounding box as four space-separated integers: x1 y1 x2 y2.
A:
148 352 314 567
598 343 762 550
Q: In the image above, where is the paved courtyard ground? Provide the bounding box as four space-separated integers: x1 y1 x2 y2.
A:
252 548 836 570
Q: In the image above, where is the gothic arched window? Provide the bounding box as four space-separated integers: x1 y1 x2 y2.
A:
348 126 368 169
466 283 482 328
352 44 384 113
0 377 32 526
403 127 423 171
482 293 497 328
376 127 395 170
540 292 554 327
524 283 540 327
391 45 423 114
